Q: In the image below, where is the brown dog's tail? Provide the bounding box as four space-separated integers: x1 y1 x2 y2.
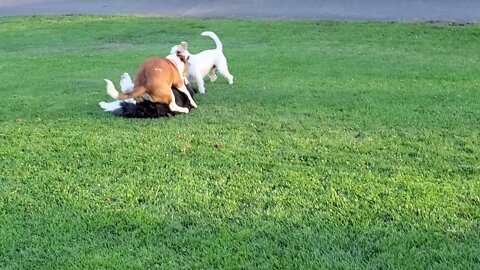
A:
104 79 146 100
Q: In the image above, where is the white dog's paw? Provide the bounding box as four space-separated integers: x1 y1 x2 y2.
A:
99 100 121 112
179 107 189 113
190 100 198 108
170 104 189 113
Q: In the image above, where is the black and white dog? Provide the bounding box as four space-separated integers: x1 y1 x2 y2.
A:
99 72 196 118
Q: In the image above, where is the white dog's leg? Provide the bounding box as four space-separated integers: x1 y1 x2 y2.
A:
208 68 217 82
217 62 234 85
120 72 134 93
169 91 189 113
195 73 206 94
177 85 198 108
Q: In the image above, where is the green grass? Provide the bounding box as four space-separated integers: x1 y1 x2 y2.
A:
0 15 479 269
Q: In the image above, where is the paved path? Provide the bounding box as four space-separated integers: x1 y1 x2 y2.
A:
0 0 479 22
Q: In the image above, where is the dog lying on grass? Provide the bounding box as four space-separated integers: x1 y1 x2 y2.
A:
99 72 196 118
103 43 196 114
100 42 197 118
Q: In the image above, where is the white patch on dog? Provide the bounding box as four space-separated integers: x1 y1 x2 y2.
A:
177 84 197 108
171 31 234 94
99 99 135 112
169 89 189 113
165 53 186 80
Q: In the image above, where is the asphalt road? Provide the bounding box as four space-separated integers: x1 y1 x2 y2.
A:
0 0 479 22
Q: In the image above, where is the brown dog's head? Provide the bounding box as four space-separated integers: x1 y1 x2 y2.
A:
169 42 190 79
171 41 190 60
175 42 189 77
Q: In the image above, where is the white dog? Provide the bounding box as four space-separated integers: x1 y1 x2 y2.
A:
171 31 234 94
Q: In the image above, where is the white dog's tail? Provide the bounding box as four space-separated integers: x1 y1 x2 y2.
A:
201 31 223 51
104 79 147 100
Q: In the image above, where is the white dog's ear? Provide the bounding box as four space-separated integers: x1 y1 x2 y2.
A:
180 41 188 50
176 44 185 53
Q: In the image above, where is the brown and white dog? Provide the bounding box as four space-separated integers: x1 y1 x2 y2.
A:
104 43 197 113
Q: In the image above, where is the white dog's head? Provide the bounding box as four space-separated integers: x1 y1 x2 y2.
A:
170 41 191 60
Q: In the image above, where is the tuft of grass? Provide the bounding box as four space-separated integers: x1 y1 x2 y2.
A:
0 15 479 269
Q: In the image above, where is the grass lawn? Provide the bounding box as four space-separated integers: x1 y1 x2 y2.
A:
0 15 479 269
